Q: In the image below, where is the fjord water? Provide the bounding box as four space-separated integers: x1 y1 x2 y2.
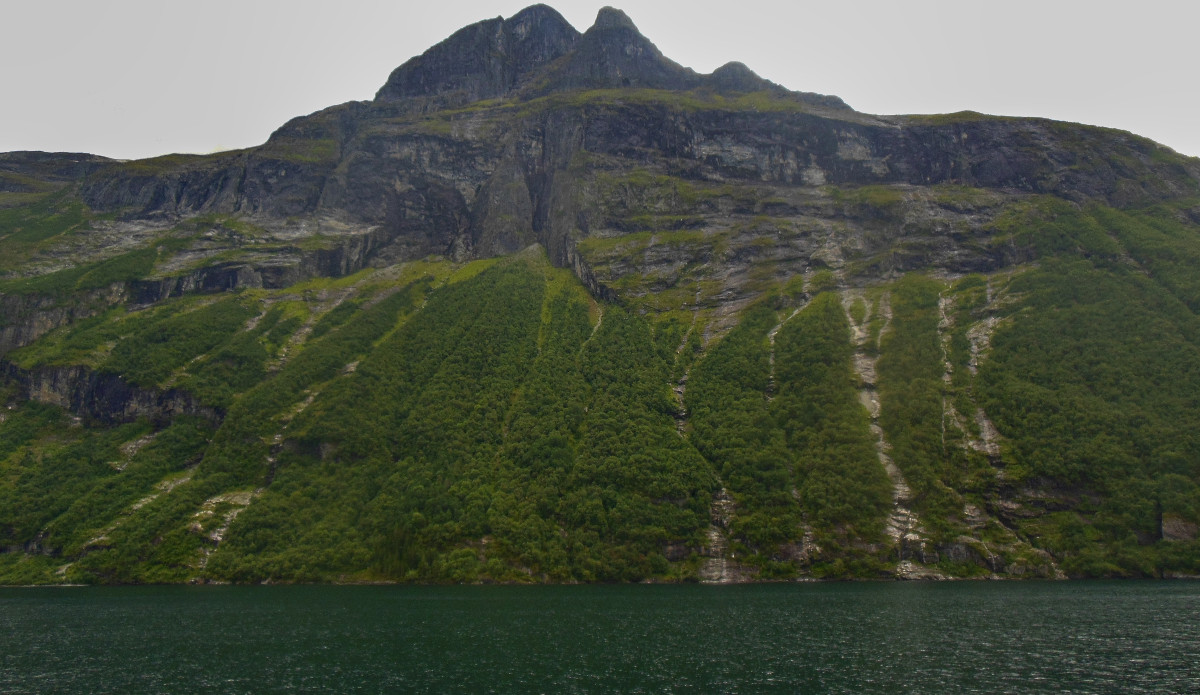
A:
2 582 1197 694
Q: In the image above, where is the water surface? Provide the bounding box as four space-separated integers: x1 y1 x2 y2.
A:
2 581 1197 693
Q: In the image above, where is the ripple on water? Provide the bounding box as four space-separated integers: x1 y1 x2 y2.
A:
1 581 1199 693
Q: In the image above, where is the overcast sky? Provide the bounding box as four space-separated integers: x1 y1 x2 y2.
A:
2 0 1197 160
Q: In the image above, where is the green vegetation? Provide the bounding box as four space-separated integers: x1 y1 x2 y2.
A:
901 111 1020 126
257 137 339 164
0 254 724 583
7 198 1200 581
687 294 891 576
831 185 904 219
0 194 93 278
61 279 431 583
0 402 214 560
775 293 891 553
116 154 212 175
805 269 838 295
181 304 301 408
875 276 973 540
449 87 818 121
103 297 259 388
687 303 796 570
977 256 1200 576
1096 202 1200 312
0 242 172 297
199 259 714 582
0 198 86 246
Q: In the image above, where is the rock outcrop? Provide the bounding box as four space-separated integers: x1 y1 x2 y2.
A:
2 361 221 426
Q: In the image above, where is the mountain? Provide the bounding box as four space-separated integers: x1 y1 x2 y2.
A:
2 6 1199 584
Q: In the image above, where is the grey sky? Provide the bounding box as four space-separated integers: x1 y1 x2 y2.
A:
2 0 1197 160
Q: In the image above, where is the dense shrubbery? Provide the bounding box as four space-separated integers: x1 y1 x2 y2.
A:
687 292 891 575
961 202 1200 576
874 275 969 539
0 402 214 570
688 302 797 563
775 293 891 547
979 255 1200 575
209 261 715 582
102 297 259 388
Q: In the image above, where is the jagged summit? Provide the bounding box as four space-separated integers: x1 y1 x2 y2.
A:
526 5 700 95
374 4 580 103
372 4 844 106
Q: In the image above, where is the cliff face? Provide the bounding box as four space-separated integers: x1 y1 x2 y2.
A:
0 285 129 355
2 5 1200 585
3 361 221 426
47 5 1182 255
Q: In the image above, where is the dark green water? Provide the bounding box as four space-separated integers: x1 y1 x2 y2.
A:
2 581 1197 694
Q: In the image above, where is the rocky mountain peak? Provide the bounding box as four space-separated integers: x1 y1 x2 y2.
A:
591 6 638 31
373 4 579 104
523 4 700 95
503 3 580 47
708 61 774 93
372 5 847 107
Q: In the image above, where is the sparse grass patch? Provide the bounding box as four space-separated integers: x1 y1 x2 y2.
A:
257 137 338 165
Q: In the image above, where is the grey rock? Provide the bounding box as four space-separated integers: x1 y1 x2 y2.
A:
2 361 222 426
375 4 580 105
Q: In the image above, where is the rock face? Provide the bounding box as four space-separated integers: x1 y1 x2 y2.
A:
0 152 113 185
0 285 128 355
2 362 221 426
126 222 396 304
375 4 581 105
529 6 698 93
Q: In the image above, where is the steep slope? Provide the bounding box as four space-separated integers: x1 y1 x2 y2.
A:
2 6 1200 584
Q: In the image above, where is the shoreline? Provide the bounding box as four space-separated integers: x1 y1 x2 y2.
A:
6 574 1200 589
